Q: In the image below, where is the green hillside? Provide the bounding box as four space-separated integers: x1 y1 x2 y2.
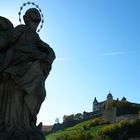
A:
45 118 108 140
45 118 140 140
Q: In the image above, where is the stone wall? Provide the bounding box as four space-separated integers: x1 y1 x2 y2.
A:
42 125 53 133
103 108 116 123
103 108 139 123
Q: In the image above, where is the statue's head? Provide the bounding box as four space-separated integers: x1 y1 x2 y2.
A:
23 8 41 31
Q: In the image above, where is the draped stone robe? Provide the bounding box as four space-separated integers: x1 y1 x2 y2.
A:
0 24 55 130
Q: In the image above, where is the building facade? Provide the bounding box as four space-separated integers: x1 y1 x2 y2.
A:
93 92 113 112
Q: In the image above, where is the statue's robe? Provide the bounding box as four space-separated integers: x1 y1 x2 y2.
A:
0 24 55 129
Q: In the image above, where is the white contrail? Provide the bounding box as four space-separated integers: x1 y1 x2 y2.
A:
102 52 126 56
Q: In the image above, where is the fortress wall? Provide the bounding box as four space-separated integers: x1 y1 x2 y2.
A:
103 108 116 123
116 114 139 122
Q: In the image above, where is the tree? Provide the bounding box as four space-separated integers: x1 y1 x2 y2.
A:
74 113 83 121
55 118 60 124
62 114 77 128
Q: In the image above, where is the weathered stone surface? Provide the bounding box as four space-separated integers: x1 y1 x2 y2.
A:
0 8 55 140
129 138 140 140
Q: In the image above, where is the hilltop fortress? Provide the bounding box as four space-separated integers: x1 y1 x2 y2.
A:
83 92 140 123
93 92 115 112
51 92 140 132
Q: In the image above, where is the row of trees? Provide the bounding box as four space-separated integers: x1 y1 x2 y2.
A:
62 113 83 128
53 113 84 131
63 113 83 122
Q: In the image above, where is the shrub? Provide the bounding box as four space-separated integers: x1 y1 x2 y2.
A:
97 119 140 140
106 101 117 110
55 129 93 140
89 117 110 127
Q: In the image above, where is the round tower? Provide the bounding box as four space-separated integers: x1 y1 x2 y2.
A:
107 91 113 101
122 96 127 101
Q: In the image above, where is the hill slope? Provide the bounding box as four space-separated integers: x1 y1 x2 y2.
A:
45 118 140 140
45 118 107 140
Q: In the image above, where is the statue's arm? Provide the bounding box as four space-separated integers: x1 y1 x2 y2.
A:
36 38 55 78
37 38 56 64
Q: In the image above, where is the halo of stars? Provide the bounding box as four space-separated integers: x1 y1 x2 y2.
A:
18 1 44 32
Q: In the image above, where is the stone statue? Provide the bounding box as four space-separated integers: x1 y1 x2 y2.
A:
0 4 55 140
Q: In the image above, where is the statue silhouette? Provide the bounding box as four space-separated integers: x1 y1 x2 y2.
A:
0 8 55 140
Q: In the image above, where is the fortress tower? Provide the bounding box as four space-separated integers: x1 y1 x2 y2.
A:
93 97 98 112
107 91 113 101
93 91 113 112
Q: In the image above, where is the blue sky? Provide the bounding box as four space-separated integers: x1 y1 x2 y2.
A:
1 0 140 125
